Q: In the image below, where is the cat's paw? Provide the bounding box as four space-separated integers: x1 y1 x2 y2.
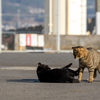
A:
78 79 81 82
87 79 93 83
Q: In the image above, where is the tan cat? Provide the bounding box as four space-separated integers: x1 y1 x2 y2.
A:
72 46 100 83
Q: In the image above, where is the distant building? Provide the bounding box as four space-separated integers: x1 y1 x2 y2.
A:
87 0 96 34
44 0 87 35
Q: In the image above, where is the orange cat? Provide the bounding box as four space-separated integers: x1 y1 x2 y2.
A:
72 46 100 83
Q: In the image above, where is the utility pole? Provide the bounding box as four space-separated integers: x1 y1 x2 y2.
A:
57 0 60 53
49 0 53 35
17 9 20 28
0 0 2 53
96 0 100 35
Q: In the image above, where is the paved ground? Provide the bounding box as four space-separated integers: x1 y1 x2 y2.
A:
0 69 100 100
0 52 100 100
0 52 79 67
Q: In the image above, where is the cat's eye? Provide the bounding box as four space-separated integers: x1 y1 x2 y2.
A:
74 50 78 52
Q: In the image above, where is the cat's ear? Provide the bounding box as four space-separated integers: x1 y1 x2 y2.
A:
38 62 42 66
72 47 75 49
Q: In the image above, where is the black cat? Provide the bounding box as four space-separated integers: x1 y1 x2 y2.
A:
37 63 80 83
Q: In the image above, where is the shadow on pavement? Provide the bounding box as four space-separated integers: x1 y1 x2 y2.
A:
81 80 100 83
7 79 40 83
7 79 100 83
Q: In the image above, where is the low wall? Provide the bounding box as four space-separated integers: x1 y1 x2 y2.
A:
44 35 100 50
14 34 100 50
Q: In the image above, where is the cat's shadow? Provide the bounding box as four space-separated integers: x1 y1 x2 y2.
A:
7 79 40 83
7 79 100 83
81 80 100 83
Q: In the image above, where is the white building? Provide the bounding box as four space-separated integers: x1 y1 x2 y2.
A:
44 0 87 35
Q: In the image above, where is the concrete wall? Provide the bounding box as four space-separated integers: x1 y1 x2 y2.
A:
14 34 100 50
44 35 100 50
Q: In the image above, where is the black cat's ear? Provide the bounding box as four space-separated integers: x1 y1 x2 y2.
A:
38 62 41 66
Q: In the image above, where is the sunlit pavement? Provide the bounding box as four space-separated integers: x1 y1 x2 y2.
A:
0 53 100 100
0 68 100 100
0 52 79 67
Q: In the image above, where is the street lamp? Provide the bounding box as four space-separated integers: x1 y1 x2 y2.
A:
17 9 20 28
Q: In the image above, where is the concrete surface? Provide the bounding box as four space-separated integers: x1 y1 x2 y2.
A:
0 69 100 100
44 35 100 50
0 52 100 100
0 52 79 67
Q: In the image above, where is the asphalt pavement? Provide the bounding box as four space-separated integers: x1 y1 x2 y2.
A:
0 69 100 100
0 52 79 67
0 52 100 100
